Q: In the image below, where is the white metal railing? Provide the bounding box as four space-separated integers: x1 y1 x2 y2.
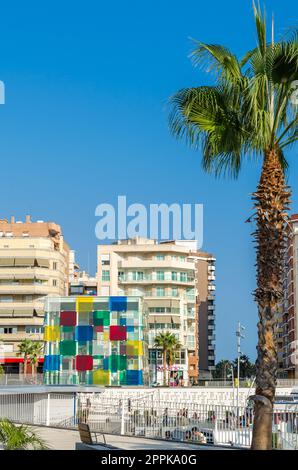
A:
1 390 297 449
0 373 44 386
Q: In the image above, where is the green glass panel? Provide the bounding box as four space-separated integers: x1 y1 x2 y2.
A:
60 340 76 356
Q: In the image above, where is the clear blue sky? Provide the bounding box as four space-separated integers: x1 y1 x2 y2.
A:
0 0 297 362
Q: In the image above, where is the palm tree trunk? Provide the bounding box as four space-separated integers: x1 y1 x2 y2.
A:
251 147 291 450
24 356 27 376
163 350 167 386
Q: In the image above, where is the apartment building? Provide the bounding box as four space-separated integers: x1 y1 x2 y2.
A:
0 215 70 372
280 214 298 378
195 253 216 378
68 250 97 296
97 238 215 385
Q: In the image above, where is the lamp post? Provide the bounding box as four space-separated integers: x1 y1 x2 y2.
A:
236 322 245 416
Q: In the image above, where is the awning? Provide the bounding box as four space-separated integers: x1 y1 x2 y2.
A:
149 315 181 324
13 308 34 317
0 358 44 363
0 258 14 266
36 258 50 268
34 308 44 316
0 274 14 279
0 308 14 316
14 258 35 267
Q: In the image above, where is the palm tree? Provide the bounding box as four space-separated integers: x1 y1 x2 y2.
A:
17 339 34 376
30 342 44 377
154 332 181 386
169 3 297 449
0 419 49 450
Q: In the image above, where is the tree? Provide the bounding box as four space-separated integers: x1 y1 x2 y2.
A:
213 359 233 380
0 419 49 450
154 332 181 386
168 3 297 449
233 355 256 379
30 342 43 376
17 339 34 375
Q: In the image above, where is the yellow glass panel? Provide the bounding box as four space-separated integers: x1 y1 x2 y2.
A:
103 331 109 342
126 340 142 356
93 370 110 385
76 297 94 313
44 325 60 342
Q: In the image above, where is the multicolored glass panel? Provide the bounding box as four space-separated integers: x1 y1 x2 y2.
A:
43 296 148 386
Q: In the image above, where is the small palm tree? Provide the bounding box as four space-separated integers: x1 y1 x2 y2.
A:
30 342 44 376
0 419 49 450
154 332 181 386
17 339 34 375
168 3 297 449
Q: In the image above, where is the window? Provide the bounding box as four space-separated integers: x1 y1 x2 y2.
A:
0 296 13 303
53 262 57 270
156 254 165 261
156 271 164 281
172 287 178 297
25 326 43 334
0 327 17 334
52 279 57 287
171 271 178 281
101 286 110 296
101 254 110 266
102 270 110 281
156 287 165 297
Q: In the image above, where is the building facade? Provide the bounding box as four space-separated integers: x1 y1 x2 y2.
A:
280 214 298 378
0 216 69 372
195 253 216 378
43 296 148 386
97 238 215 385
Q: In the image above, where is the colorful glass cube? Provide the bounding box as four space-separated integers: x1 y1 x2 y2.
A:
60 311 76 326
75 355 93 371
109 325 126 341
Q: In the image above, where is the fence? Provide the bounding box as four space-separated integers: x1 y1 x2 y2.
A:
0 374 44 386
1 390 297 449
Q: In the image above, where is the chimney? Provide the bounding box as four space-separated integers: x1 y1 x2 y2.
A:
25 214 31 223
10 216 15 224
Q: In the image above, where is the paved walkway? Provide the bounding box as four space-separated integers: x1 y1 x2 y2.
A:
33 427 227 450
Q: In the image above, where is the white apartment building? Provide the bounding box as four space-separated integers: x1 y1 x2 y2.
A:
97 238 201 385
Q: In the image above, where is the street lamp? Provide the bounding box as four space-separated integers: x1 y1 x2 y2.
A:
236 322 245 415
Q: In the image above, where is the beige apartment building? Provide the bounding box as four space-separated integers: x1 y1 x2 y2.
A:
279 214 298 378
97 238 216 385
0 215 70 372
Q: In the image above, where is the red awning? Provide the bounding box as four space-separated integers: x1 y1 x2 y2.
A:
0 358 44 363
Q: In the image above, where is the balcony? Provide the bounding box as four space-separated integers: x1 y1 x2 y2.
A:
0 332 43 342
0 301 44 317
118 259 196 270
0 284 58 295
118 273 195 286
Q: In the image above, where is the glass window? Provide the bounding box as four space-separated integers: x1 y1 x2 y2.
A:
156 271 164 281
156 287 165 297
172 287 178 297
102 270 110 281
156 254 165 260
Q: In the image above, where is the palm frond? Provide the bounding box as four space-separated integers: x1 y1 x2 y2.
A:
190 42 241 82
